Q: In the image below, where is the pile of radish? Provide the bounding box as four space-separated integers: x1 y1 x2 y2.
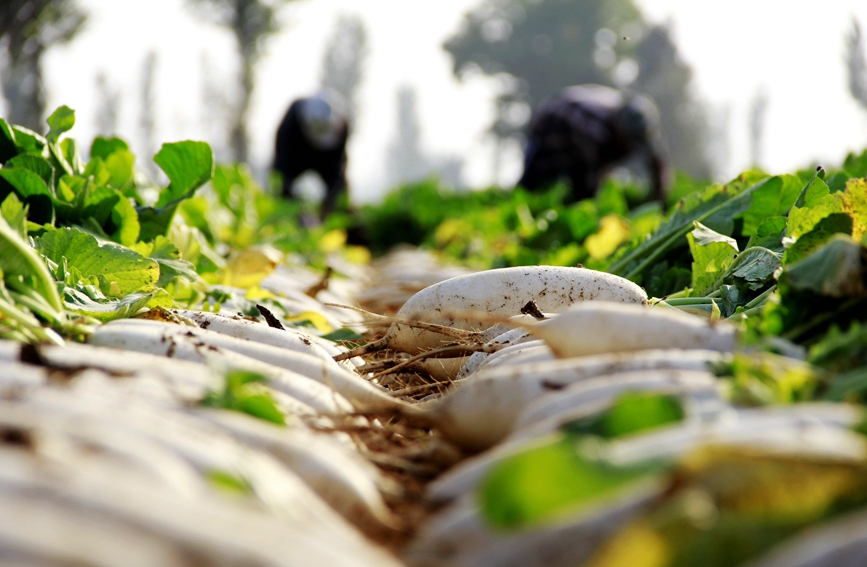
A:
2 252 864 567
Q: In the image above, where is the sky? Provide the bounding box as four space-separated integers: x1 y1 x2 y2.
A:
22 0 867 203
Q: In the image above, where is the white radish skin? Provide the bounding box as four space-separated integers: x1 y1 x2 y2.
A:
508 369 720 445
420 350 725 451
430 392 727 505
89 319 406 414
469 341 553 376
122 315 338 366
407 482 657 567
196 408 399 532
386 266 648 354
18 371 387 533
88 322 354 416
0 339 215 401
174 308 363 371
527 302 738 358
456 329 537 379
425 404 863 518
0 446 404 567
3 338 325 422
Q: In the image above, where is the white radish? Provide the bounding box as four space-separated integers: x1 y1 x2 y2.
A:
0 339 215 401
125 314 338 366
196 408 399 532
17 371 388 532
507 369 720 444
526 302 738 358
427 401 860 506
173 308 362 371
0 445 404 567
88 321 355 416
89 319 407 414
417 350 725 451
406 482 657 567
456 328 537 379
469 341 553 375
385 266 648 354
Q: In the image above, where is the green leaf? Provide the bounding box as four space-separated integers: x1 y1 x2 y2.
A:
321 327 365 342
564 392 685 439
0 118 17 163
135 141 214 241
109 191 140 246
0 215 63 312
1 193 27 238
10 125 46 155
236 394 286 425
59 138 84 175
63 288 154 321
136 204 179 242
5 155 55 189
35 227 159 297
688 222 739 294
83 156 112 187
200 369 286 426
784 213 853 265
739 175 802 236
745 216 787 252
45 106 75 143
0 167 54 198
90 136 129 160
205 470 253 494
786 178 845 240
90 137 134 191
731 247 782 289
479 435 661 529
841 178 867 242
154 141 214 207
782 234 866 297
842 149 867 178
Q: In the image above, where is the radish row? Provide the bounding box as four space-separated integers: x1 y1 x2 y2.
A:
4 249 863 567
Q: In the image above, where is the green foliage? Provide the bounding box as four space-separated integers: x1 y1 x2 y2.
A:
480 392 682 529
563 392 685 439
584 449 867 567
200 369 286 426
480 434 661 529
36 227 160 297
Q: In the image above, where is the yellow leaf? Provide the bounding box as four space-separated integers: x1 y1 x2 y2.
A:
220 246 282 289
245 286 275 300
584 521 670 567
319 229 346 253
344 245 371 265
586 215 631 260
285 310 333 334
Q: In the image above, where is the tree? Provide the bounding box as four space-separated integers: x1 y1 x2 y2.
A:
386 86 431 186
95 72 120 136
444 0 715 180
748 88 769 168
0 0 85 130
187 0 295 164
320 14 368 122
846 19 867 114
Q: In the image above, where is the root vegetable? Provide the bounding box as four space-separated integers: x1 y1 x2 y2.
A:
89 319 406 414
88 322 355 415
385 266 648 355
526 302 738 358
417 351 725 451
174 308 362 371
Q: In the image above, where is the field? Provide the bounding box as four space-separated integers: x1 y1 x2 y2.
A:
2 107 867 566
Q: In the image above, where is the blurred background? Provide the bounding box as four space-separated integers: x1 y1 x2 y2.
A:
2 0 867 204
